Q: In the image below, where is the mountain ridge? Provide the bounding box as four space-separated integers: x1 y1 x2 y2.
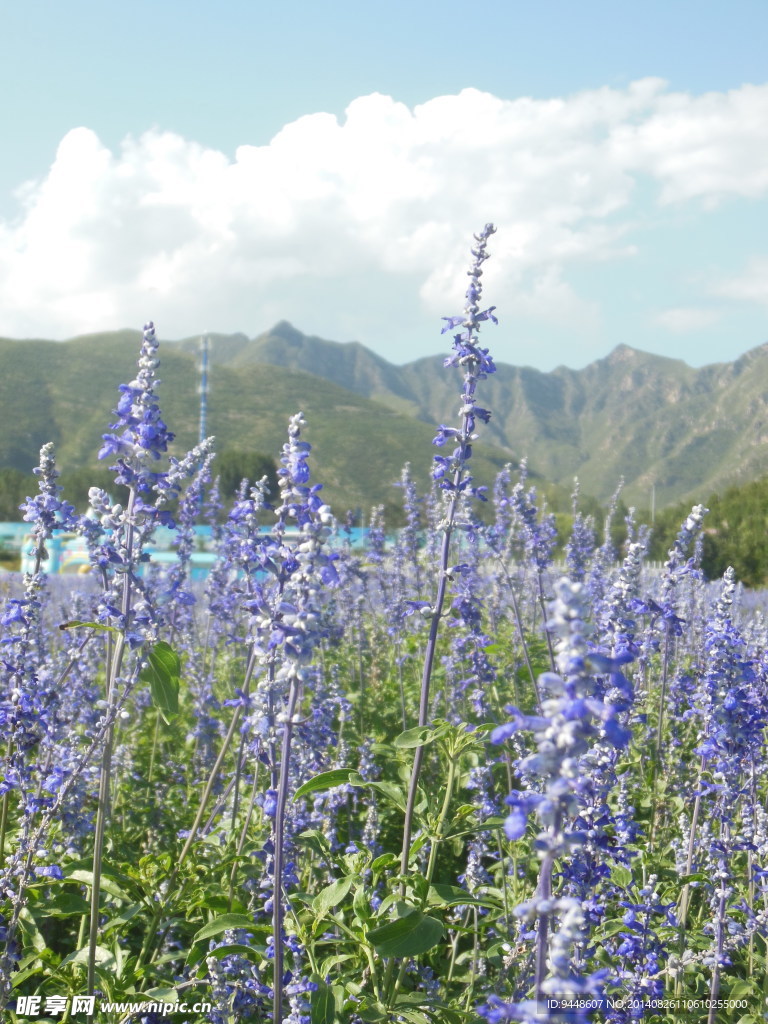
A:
2 324 767 512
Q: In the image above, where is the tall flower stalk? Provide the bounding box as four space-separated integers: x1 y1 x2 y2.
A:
87 322 212 997
263 413 336 1023
485 579 632 1021
400 224 498 878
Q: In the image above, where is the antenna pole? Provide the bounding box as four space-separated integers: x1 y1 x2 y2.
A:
199 334 209 444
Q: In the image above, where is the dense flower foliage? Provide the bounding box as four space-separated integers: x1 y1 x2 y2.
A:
0 232 767 1024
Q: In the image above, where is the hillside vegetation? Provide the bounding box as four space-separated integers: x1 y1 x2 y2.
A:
173 321 768 508
3 323 767 529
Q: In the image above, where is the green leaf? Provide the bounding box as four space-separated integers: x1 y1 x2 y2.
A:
427 884 497 910
11 963 48 988
296 829 334 859
59 945 116 971
319 954 355 975
140 640 181 723
145 986 180 1003
393 725 438 749
190 913 255 947
63 868 136 903
311 980 337 1024
58 620 121 633
371 853 398 873
18 908 46 952
368 911 444 957
349 774 406 812
294 769 356 801
102 903 143 933
595 920 631 939
38 892 90 918
357 1003 388 1022
393 1011 430 1024
353 886 372 921
728 980 758 999
678 872 708 884
610 865 633 887
312 876 356 917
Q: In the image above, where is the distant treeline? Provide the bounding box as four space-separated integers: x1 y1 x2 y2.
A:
1 457 766 586
645 477 768 587
0 450 279 523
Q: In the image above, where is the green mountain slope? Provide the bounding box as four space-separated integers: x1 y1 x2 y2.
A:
4 322 767 514
173 322 768 508
0 331 513 518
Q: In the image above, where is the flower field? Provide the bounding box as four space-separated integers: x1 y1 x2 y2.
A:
2 226 768 1024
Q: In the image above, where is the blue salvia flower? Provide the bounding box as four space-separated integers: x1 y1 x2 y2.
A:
565 480 595 584
156 451 216 636
676 567 767 1010
661 504 708 598
487 578 633 1020
0 444 80 888
507 471 558 576
400 224 499 879
432 224 498 498
443 552 496 718
20 442 77 567
604 875 675 1022
584 480 623 626
98 323 175 494
233 413 337 1024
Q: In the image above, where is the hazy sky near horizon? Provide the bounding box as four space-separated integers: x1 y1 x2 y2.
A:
2 0 767 370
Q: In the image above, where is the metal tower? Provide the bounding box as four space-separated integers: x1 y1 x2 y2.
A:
199 334 210 444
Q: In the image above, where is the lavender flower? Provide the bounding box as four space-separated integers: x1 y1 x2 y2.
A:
400 224 499 879
487 578 633 1020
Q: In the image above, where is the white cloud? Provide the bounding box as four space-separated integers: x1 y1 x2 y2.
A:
715 257 768 309
609 84 768 205
653 307 722 333
0 81 767 353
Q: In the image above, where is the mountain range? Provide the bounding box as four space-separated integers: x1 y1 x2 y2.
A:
1 321 766 515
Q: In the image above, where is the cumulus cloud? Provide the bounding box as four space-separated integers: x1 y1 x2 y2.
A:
653 307 722 333
715 257 768 309
1 80 767 357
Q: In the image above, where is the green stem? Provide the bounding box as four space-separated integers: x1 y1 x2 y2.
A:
137 646 258 971
0 739 12 862
228 752 261 912
88 485 138 1002
649 629 672 853
271 675 302 1024
424 755 458 887
147 712 161 787
87 626 125 1002
445 907 472 984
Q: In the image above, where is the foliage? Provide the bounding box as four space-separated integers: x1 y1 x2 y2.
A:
647 474 768 586
2 234 768 1024
214 449 279 505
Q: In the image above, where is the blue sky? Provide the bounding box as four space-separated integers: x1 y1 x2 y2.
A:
1 0 767 370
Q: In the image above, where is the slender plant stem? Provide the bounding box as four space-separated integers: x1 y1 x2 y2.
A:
137 645 258 971
707 824 730 1024
649 629 672 853
228 747 262 911
534 849 555 1001
147 712 161 787
272 675 302 1024
496 556 541 712
536 571 556 673
0 739 12 862
424 754 458 886
400 519 455 881
678 754 705 946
